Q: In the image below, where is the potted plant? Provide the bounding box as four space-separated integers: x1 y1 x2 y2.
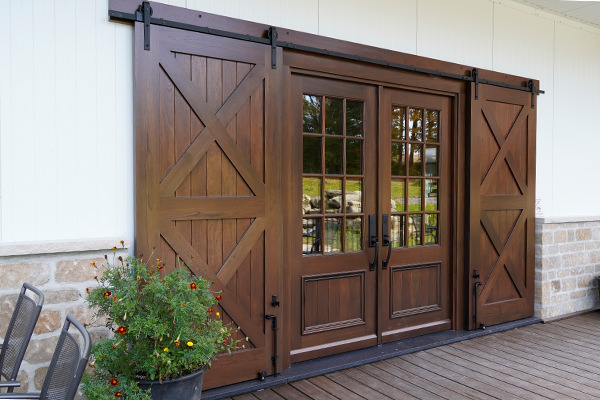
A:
82 246 239 400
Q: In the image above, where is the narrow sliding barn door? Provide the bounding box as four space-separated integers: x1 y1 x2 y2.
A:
134 22 281 388
468 83 536 329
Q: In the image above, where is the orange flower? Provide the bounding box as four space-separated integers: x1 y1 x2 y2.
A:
190 283 197 290
182 303 187 307
116 326 127 334
86 288 89 292
112 246 117 252
115 392 121 398
208 308 213 314
103 291 111 298
110 378 119 386
174 339 180 346
91 261 96 267
215 295 222 301
120 240 125 247
157 265 163 270
136 275 141 281
113 296 117 302
162 278 166 282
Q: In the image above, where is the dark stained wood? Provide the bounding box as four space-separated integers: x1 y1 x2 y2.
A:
468 83 536 329
134 22 281 388
234 314 600 400
378 88 453 342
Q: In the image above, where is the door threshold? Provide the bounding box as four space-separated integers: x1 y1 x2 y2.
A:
202 316 540 400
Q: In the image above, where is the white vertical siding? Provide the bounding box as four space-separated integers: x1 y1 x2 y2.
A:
0 0 133 242
553 22 600 217
1 0 600 243
417 0 494 69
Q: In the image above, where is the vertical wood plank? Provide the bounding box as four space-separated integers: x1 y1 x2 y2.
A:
206 58 223 275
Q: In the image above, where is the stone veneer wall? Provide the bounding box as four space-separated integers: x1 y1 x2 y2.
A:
535 217 600 320
0 239 128 393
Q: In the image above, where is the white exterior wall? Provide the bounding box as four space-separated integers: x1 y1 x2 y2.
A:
1 0 600 244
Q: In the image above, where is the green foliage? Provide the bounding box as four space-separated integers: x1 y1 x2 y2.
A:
82 249 239 400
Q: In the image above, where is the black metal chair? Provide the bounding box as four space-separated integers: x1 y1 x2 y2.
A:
0 315 91 400
0 283 44 392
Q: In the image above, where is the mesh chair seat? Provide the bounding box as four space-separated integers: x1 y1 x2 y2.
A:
0 315 90 400
0 283 44 392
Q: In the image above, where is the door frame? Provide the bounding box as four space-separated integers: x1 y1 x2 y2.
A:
281 52 468 369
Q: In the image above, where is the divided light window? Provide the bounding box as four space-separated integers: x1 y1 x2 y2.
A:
301 95 364 255
390 106 440 247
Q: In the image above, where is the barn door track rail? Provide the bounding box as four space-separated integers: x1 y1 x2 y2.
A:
110 1 544 106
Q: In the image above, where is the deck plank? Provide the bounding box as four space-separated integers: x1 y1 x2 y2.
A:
289 380 339 400
231 313 600 400
306 375 367 400
379 358 498 400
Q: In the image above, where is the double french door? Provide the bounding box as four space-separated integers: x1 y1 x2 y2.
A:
290 75 453 361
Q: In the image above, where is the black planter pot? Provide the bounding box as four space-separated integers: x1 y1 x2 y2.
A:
137 366 207 400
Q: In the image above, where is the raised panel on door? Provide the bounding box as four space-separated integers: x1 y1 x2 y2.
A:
378 88 453 342
468 83 536 329
134 23 281 388
290 75 378 362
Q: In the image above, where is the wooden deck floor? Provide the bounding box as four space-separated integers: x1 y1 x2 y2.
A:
224 312 600 400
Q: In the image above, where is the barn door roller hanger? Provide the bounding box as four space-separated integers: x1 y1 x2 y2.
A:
112 2 546 99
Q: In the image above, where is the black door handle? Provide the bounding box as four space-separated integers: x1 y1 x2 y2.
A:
368 215 378 271
382 214 391 269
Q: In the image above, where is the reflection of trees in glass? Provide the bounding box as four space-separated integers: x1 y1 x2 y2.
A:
346 139 362 175
409 108 423 141
391 143 405 176
303 136 321 174
391 106 405 140
303 95 321 133
325 97 343 135
325 138 343 174
408 143 423 176
347 101 364 137
426 110 439 141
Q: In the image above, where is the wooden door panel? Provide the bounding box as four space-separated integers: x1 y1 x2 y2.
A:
469 83 535 329
135 24 280 388
378 88 453 343
290 75 378 362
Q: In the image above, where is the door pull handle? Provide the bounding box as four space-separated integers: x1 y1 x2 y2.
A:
382 214 391 270
368 215 378 271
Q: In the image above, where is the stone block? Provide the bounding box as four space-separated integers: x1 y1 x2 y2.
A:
13 370 29 393
570 243 585 253
577 228 592 241
56 258 106 283
0 263 50 289
562 277 576 291
570 290 587 299
577 276 593 289
0 294 18 331
44 289 82 304
541 255 561 270
24 336 58 364
540 231 553 245
551 280 561 292
553 230 567 244
557 269 570 278
34 310 63 334
561 253 577 268
68 304 105 328
33 367 47 391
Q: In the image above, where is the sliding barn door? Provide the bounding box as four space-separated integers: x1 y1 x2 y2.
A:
468 83 536 329
134 22 281 388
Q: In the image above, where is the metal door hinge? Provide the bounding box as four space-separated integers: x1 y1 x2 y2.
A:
135 1 153 50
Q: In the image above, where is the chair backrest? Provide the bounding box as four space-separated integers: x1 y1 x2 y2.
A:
39 315 91 400
0 283 44 382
